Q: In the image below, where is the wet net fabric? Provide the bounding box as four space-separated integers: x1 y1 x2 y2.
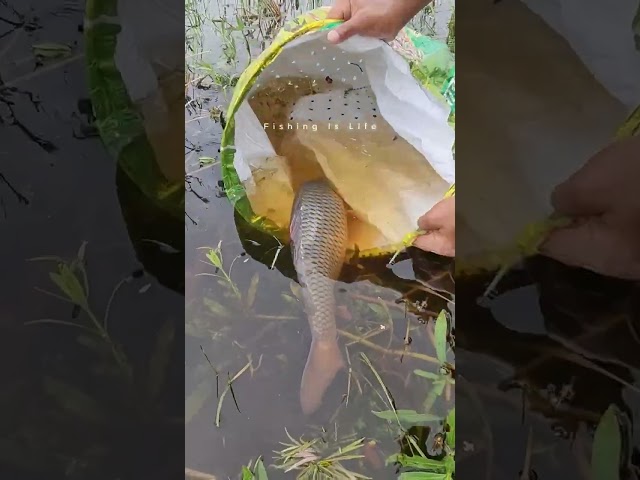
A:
232 31 454 253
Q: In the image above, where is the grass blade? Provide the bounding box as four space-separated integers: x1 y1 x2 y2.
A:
591 404 621 480
434 310 448 364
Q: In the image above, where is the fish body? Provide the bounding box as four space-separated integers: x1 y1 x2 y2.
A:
290 179 348 414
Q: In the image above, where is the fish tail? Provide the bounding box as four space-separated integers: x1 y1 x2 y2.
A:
300 338 345 415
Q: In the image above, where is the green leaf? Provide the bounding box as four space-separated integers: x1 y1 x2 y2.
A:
254 458 269 480
206 248 223 269
245 273 259 310
148 320 175 399
32 42 72 58
434 310 448 363
368 302 391 321
203 297 232 317
373 409 440 424
422 378 446 413
44 377 108 423
185 379 213 424
50 264 87 306
391 454 446 471
398 473 447 480
76 241 88 262
198 156 218 165
414 369 441 381
445 408 456 447
443 455 455 475
241 466 254 480
591 405 621 480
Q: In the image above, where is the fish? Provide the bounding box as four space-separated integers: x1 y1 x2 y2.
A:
290 179 349 415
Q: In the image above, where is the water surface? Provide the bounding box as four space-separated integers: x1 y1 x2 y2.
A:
184 1 456 478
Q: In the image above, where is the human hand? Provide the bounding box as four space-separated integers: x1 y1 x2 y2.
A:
413 196 455 257
540 135 640 280
326 0 428 44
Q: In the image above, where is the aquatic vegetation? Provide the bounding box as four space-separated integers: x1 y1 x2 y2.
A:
19 242 179 475
274 432 370 480
199 241 242 298
241 457 269 480
184 1 456 479
591 405 623 480
27 242 132 381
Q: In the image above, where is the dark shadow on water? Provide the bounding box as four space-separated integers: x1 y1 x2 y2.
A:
234 208 453 317
456 255 639 479
1 1 184 478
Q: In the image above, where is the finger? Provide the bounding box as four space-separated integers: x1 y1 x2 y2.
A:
550 142 622 216
551 175 608 217
327 14 368 44
418 197 454 231
540 222 640 280
413 232 455 257
327 0 349 20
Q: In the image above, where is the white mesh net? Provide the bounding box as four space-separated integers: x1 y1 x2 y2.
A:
234 31 455 253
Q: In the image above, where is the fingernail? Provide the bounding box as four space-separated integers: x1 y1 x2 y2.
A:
327 30 340 43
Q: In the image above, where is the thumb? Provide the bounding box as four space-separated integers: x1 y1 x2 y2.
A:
540 220 640 280
327 15 366 44
413 231 455 257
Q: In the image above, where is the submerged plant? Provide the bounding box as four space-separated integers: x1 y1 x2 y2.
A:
241 456 269 480
198 241 241 298
274 430 370 480
591 404 623 480
27 242 132 381
25 242 177 437
387 407 455 479
363 308 455 479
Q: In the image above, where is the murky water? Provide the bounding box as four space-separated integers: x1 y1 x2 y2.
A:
184 1 640 479
1 1 183 478
185 1 455 478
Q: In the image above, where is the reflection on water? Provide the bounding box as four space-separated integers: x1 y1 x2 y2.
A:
1 1 183 478
456 256 640 479
139 70 186 183
185 1 455 478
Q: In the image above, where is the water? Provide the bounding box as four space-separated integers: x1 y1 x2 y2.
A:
456 256 640 479
1 1 183 478
185 1 455 478
184 2 640 479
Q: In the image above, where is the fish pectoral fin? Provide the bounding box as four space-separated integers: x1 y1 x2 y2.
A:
300 339 345 415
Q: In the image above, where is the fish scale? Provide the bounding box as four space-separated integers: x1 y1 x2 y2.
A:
290 179 348 414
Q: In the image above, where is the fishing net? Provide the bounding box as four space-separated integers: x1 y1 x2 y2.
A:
84 0 184 292
455 0 640 278
85 0 184 220
221 7 455 258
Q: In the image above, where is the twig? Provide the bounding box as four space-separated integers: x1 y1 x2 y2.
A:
255 314 298 320
348 293 404 312
519 426 533 479
4 53 84 88
344 325 387 347
467 379 601 424
215 359 253 427
337 329 439 365
185 467 218 480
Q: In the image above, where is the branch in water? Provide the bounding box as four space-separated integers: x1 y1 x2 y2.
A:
0 172 29 204
185 467 218 480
